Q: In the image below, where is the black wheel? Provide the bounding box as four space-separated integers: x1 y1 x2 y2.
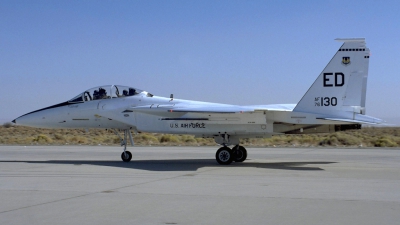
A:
216 147 233 165
233 145 247 162
121 151 132 162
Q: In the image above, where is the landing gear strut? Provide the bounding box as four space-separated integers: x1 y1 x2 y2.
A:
114 129 134 162
215 145 247 165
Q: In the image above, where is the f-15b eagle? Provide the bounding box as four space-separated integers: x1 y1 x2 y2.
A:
13 38 382 165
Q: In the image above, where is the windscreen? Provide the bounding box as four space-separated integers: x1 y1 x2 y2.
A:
68 85 144 103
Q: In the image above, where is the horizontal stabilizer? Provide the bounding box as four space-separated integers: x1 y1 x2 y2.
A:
317 117 381 125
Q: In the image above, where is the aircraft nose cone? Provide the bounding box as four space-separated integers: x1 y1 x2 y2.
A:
13 113 44 127
12 116 24 125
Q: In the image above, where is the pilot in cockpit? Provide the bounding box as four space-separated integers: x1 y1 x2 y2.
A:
122 90 128 96
128 88 136 96
93 88 107 100
98 88 107 99
93 90 99 100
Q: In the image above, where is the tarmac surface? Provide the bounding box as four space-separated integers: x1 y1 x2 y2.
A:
0 145 400 225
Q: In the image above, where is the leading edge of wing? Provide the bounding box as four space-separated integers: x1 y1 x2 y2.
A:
126 104 296 114
127 105 250 114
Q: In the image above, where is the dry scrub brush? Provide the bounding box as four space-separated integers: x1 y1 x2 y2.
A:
1 125 399 147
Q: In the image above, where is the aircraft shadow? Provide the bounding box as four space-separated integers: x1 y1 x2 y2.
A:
0 159 335 172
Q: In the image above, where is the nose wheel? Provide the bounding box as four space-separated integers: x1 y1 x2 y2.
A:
215 145 247 165
121 151 132 162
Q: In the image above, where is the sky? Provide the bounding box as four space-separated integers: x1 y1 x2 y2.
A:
1 0 399 125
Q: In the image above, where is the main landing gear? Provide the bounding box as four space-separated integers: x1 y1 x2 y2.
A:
114 129 246 165
113 129 134 162
215 145 247 165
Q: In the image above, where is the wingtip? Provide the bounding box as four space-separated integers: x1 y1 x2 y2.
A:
12 119 16 124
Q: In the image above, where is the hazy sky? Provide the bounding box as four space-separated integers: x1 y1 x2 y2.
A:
1 0 399 125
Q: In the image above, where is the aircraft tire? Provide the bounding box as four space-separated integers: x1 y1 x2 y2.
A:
121 151 132 162
216 147 233 165
234 146 247 162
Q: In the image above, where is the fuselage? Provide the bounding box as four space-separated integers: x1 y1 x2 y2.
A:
14 89 366 140
14 36 384 141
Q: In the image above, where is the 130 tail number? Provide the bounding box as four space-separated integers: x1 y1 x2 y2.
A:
315 97 337 106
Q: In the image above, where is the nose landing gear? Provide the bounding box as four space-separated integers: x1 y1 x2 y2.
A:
113 129 134 162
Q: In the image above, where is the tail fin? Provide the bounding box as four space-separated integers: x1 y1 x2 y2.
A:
293 38 370 116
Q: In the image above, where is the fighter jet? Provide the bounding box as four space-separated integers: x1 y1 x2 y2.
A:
13 38 382 164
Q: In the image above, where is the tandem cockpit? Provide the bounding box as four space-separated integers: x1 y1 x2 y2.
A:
68 85 153 103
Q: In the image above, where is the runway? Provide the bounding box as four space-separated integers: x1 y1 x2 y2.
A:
1 146 400 225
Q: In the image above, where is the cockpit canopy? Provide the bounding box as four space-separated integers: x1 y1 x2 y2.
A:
68 85 150 103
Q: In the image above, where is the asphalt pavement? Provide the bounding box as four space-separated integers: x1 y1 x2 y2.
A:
1 146 399 225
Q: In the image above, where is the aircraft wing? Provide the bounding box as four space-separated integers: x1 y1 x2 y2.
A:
127 105 252 114
126 104 296 114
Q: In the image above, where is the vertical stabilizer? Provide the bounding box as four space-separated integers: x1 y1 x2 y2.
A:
293 38 370 116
